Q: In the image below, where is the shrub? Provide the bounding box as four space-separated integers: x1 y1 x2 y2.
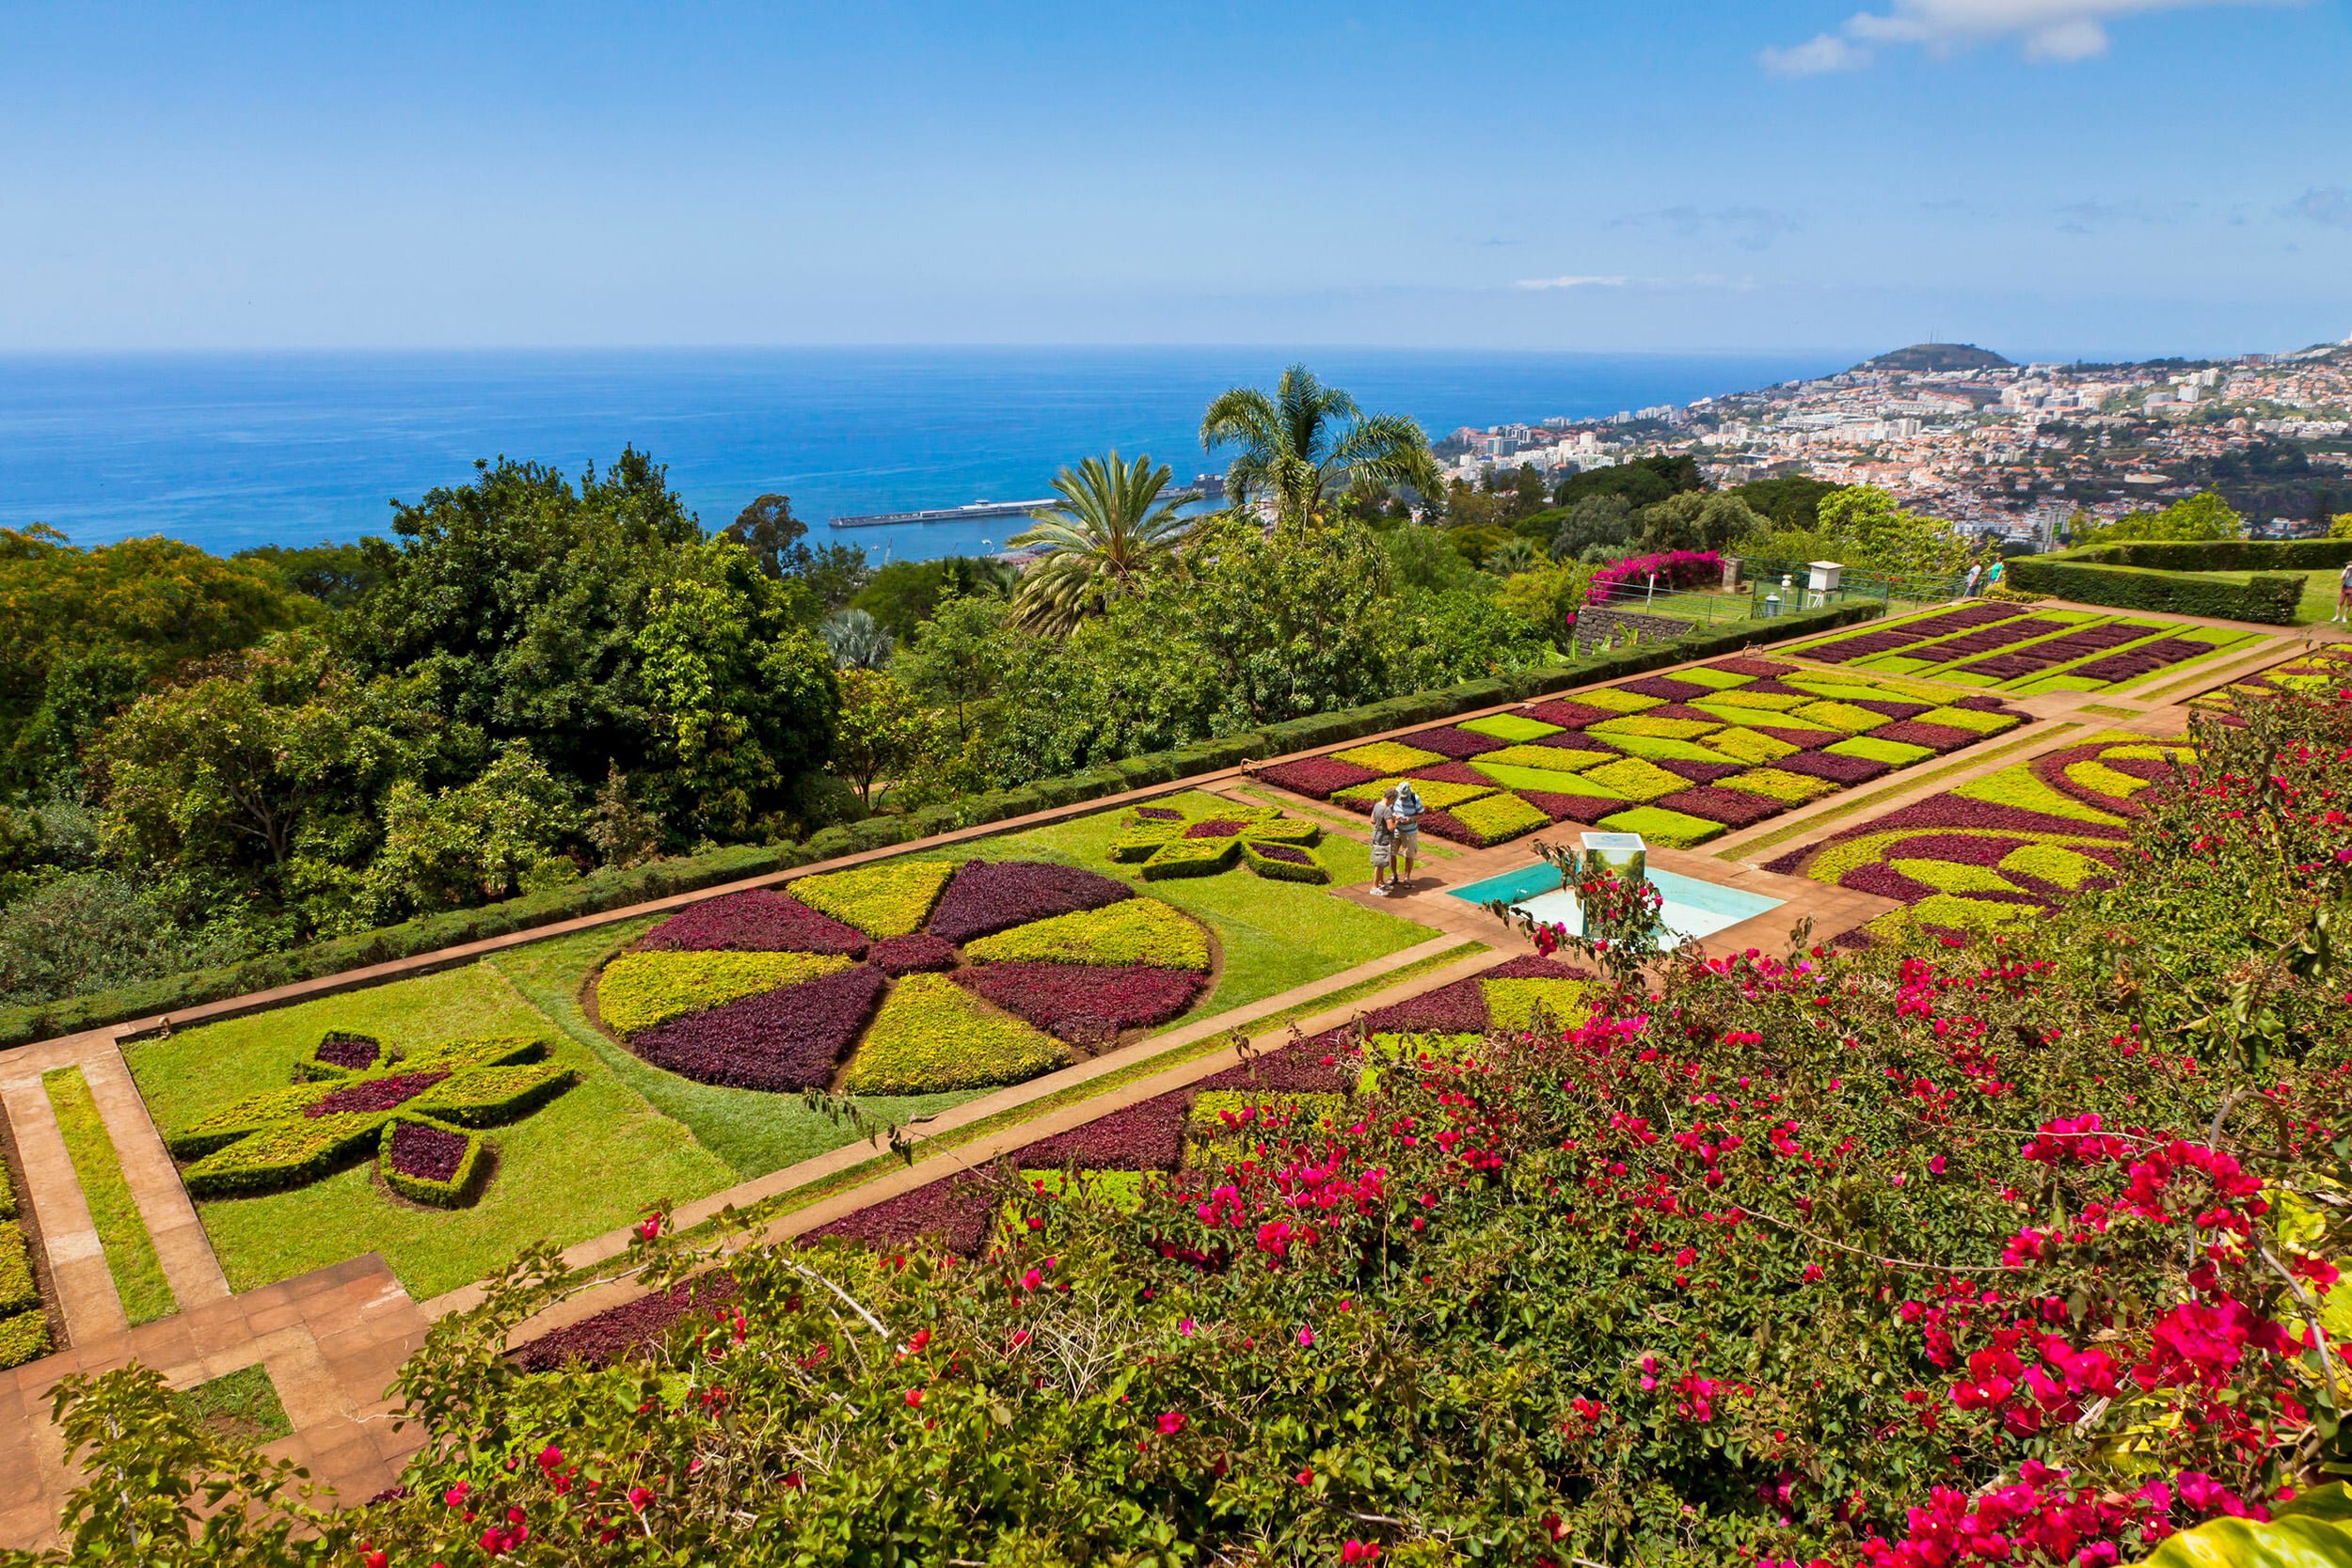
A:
0 1305 48 1370
1138 837 1240 879
1595 804 1724 849
510 1274 742 1372
639 889 869 958
1242 841 1328 883
406 1064 575 1128
181 1113 389 1197
962 900 1210 971
1245 817 1319 847
302 1070 449 1117
0 1222 35 1315
927 862 1133 945
596 951 853 1037
956 962 1208 1046
2005 556 2304 623
295 1031 383 1081
787 861 956 939
629 964 889 1091
1010 1168 1149 1215
839 974 1070 1095
0 1159 13 1221
1184 1092 1347 1155
1329 740 1445 774
379 1117 491 1208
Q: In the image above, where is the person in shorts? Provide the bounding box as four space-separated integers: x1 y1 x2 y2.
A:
1368 786 1399 895
2333 560 2352 624
1392 780 1424 892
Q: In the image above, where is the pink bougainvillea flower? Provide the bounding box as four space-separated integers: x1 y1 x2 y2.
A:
1296 1325 1315 1347
904 1387 925 1407
1156 1411 1187 1435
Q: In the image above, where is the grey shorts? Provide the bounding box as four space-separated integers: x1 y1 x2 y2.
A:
1397 825 1420 853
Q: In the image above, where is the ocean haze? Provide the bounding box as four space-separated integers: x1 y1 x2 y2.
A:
0 347 1855 562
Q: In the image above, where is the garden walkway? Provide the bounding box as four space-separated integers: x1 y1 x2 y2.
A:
0 603 2328 1548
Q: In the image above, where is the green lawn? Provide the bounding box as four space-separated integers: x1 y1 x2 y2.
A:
127 963 736 1300
42 1066 176 1324
916 789 1440 1019
175 1363 293 1445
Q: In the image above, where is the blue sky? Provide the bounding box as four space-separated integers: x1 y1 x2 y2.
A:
2 1 2346 357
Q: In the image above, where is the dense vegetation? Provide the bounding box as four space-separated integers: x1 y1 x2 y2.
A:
0 369 1975 1021
26 649 2352 1568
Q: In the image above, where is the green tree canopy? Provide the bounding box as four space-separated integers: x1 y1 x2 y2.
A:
1200 366 1442 530
2078 489 2244 546
1550 453 1703 512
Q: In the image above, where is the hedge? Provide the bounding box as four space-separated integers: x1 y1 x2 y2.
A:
0 600 1882 1053
2006 552 2307 625
379 1117 492 1208
2075 539 2352 572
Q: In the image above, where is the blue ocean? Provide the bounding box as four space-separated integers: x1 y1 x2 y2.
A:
0 347 1851 563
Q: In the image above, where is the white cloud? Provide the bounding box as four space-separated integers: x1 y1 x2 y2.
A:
2288 187 2352 229
1763 0 2299 73
1761 32 1873 74
1513 275 1630 290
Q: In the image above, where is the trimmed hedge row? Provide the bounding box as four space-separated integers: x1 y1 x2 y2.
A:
0 600 1881 1053
2002 557 2302 624
2081 539 2352 572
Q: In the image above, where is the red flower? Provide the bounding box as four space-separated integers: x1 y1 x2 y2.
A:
1156 1411 1187 1435
904 1387 926 1407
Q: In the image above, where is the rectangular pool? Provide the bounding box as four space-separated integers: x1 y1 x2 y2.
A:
1449 863 1786 944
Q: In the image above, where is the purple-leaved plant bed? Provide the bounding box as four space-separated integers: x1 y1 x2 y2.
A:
1654 786 1786 828
1482 954 1596 981
1011 1089 1193 1171
1518 699 1617 730
926 861 1133 945
1184 819 1248 839
639 888 869 958
1775 751 1891 784
386 1120 470 1183
1397 726 1508 759
1256 756 1383 800
1198 1042 1357 1095
955 962 1209 1047
628 964 889 1091
303 1071 448 1118
315 1034 381 1071
867 932 960 976
509 1274 742 1373
801 1170 1000 1256
1253 842 1314 865
1359 977 1489 1036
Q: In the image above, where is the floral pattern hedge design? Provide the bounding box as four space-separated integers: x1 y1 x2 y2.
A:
165 1034 573 1202
1254 659 2028 850
1764 729 2190 942
597 862 1216 1097
1109 795 1328 884
1786 603 2262 694
2193 643 2352 720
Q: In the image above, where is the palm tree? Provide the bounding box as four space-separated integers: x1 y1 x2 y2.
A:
1200 364 1443 531
820 608 895 670
1006 451 1189 636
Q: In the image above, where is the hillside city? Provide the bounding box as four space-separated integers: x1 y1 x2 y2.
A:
1439 335 2352 548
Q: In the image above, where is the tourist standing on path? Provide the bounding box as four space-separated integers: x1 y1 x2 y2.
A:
1962 561 1983 598
2333 560 2352 624
1984 559 2005 593
1392 781 1424 893
1368 786 1399 895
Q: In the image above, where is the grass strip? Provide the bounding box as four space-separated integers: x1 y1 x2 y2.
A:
42 1066 177 1325
1718 725 2081 862
174 1363 294 1445
2078 703 2142 720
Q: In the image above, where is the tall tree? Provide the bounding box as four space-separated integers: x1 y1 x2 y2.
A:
1199 365 1441 530
1006 452 1189 636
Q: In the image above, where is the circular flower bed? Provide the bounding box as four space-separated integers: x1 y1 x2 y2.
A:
595 860 1216 1096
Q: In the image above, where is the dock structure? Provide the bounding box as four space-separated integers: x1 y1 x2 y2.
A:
830 487 1211 530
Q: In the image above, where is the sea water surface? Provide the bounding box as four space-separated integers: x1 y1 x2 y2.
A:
0 347 1851 562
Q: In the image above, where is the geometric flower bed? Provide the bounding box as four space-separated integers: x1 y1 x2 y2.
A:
2191 642 2352 719
1253 657 2029 850
164 1033 575 1204
596 859 1215 1097
1763 728 2191 943
1108 795 1327 884
787 952 1595 1259
0 1148 46 1369
1786 602 2263 694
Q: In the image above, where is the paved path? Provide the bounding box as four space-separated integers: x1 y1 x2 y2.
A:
0 603 2326 1549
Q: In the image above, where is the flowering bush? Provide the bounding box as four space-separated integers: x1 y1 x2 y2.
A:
640 888 870 958
629 964 889 1091
926 861 1134 945
955 962 1208 1047
786 861 956 940
839 974 1070 1095
1584 547 1721 604
596 951 853 1037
